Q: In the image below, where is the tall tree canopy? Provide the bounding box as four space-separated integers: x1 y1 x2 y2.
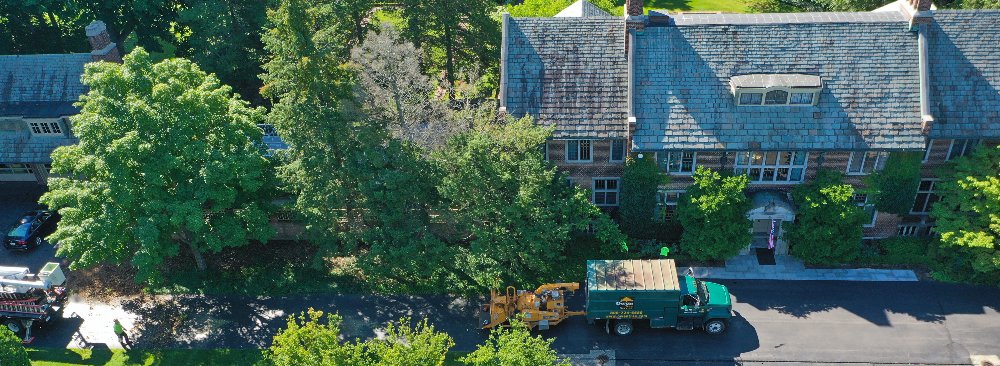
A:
932 144 1000 284
460 320 571 366
262 0 448 288
507 0 618 16
351 24 464 150
398 0 499 97
676 167 752 261
40 49 274 282
435 114 627 289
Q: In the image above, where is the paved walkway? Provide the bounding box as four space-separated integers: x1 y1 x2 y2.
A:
688 255 918 281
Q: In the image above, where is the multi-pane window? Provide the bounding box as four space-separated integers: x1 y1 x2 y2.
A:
789 93 814 104
947 139 979 160
734 151 808 183
566 140 592 162
27 120 63 136
911 180 939 214
739 93 763 105
764 90 789 105
658 151 696 174
897 225 918 237
610 140 626 162
853 193 877 227
847 151 888 175
656 190 684 222
542 142 549 161
0 164 33 175
593 178 619 206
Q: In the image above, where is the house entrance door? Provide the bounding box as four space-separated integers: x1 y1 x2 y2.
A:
751 219 781 249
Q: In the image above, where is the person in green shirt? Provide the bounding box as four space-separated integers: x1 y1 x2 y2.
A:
113 319 132 347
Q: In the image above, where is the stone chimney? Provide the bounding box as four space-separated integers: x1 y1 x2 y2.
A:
85 21 122 63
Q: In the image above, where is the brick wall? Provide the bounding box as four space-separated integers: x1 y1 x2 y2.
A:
548 139 625 190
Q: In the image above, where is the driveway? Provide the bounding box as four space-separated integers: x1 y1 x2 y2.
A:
0 182 59 270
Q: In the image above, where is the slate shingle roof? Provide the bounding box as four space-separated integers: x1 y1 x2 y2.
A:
632 18 924 151
0 54 91 118
504 18 628 139
926 10 1000 139
0 132 76 163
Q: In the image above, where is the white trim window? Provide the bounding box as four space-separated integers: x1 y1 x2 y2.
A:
656 190 684 222
911 179 939 214
27 119 64 136
0 163 33 175
853 193 877 227
610 140 626 163
592 178 619 206
897 225 918 237
847 151 888 175
947 139 979 161
735 151 808 183
658 151 696 175
566 140 592 162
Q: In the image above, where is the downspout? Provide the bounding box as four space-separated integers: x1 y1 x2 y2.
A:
499 12 510 114
627 29 637 156
917 23 934 133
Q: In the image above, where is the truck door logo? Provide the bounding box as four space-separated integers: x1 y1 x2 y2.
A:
616 296 634 310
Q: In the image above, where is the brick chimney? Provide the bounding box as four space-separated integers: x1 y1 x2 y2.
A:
901 0 933 27
909 0 932 11
626 0 644 16
85 21 122 63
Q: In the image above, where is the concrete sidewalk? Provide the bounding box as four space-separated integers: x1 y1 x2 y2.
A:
688 255 918 281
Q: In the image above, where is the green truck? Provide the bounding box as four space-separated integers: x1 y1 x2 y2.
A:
585 259 733 336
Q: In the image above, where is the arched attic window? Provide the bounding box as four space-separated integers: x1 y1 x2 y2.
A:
730 74 821 106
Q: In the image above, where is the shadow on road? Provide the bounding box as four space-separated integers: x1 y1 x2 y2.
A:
722 279 1000 326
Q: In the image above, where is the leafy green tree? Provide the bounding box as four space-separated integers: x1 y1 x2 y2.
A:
932 144 1000 284
435 114 627 289
507 0 618 17
267 309 362 366
178 0 271 104
865 152 923 215
351 24 464 150
0 327 29 366
262 0 450 289
40 49 274 282
676 167 751 261
786 170 866 265
619 155 667 239
398 0 499 98
268 310 454 366
460 320 570 366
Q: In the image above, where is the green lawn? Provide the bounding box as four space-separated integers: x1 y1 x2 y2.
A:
28 348 264 366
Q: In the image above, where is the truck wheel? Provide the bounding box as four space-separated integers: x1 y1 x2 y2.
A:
613 320 633 336
704 319 727 335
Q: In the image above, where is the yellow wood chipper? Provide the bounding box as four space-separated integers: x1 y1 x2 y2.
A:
479 282 586 330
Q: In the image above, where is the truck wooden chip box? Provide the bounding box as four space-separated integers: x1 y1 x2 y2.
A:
481 259 733 336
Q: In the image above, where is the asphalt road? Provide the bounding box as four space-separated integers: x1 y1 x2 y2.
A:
30 280 1000 365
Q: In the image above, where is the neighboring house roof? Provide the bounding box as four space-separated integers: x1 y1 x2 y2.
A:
0 54 91 118
554 0 614 18
503 18 628 139
926 10 1000 139
632 13 924 151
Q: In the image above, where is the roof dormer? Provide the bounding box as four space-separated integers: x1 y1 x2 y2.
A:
730 74 822 106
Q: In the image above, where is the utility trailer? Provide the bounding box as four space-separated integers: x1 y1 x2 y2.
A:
0 262 69 343
480 259 733 336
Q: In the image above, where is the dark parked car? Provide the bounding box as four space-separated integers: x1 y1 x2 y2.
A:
4 210 59 251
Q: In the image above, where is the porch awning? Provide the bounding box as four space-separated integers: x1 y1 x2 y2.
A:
747 190 795 221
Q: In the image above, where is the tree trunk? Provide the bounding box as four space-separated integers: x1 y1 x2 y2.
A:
187 240 207 271
443 26 455 100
